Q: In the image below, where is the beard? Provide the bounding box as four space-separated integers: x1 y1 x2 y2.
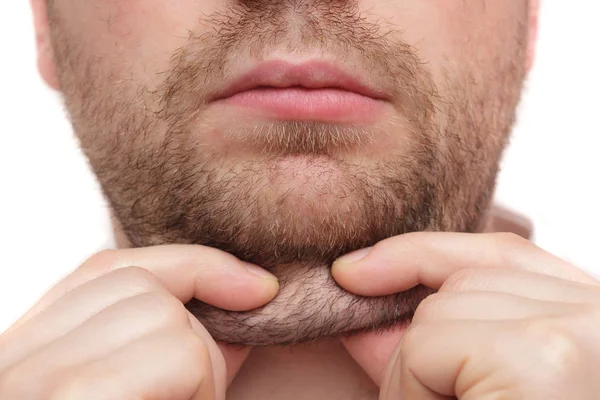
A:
49 0 527 345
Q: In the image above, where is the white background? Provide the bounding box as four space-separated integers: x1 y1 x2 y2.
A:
0 1 599 332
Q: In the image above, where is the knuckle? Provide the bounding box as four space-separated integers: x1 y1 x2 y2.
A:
137 291 190 327
492 232 531 250
412 294 440 323
440 268 477 292
79 249 120 273
490 232 534 266
181 329 210 361
412 293 452 323
521 319 581 375
167 328 211 380
109 266 163 293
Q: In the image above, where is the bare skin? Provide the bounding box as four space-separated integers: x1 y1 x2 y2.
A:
333 232 600 399
10 0 600 399
3 217 600 399
0 246 279 399
32 0 537 348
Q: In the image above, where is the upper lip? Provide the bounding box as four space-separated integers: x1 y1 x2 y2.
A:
210 60 390 102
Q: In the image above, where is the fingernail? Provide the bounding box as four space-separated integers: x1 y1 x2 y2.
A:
242 262 279 281
334 247 373 265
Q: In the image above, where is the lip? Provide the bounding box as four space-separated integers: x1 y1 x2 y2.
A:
209 60 390 122
211 60 390 102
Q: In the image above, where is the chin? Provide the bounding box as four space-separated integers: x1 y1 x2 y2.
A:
186 263 434 346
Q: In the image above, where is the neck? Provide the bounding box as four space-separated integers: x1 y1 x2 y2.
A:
228 339 378 400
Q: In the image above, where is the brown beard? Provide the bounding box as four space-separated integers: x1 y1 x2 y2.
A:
48 0 527 345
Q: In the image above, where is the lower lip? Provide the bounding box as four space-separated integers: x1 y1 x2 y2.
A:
221 87 385 122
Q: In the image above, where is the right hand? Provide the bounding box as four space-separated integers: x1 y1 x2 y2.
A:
0 245 279 399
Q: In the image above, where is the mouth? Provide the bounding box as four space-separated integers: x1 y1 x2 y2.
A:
210 60 391 123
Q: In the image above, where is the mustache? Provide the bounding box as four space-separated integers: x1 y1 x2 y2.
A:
151 0 439 131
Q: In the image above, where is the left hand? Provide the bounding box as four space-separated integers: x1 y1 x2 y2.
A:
332 232 600 399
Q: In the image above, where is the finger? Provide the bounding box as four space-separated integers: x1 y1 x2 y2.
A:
1 263 263 370
341 292 579 386
10 245 279 331
49 328 218 400
341 293 571 388
411 291 580 324
1 290 195 371
440 268 600 303
382 320 510 399
1 267 174 366
332 232 596 297
382 318 578 400
3 280 236 396
188 315 244 392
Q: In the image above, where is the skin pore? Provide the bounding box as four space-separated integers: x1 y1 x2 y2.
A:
31 0 536 398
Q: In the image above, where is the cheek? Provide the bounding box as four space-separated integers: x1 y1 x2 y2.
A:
359 0 527 86
53 0 222 85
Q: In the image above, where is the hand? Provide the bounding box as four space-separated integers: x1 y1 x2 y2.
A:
332 232 600 399
0 245 278 399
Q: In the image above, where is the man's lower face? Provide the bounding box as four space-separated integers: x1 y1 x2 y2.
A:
49 0 528 345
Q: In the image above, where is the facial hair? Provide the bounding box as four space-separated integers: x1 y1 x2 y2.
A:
48 0 527 345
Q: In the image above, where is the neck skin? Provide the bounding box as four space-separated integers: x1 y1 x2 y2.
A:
230 339 379 400
111 206 531 399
